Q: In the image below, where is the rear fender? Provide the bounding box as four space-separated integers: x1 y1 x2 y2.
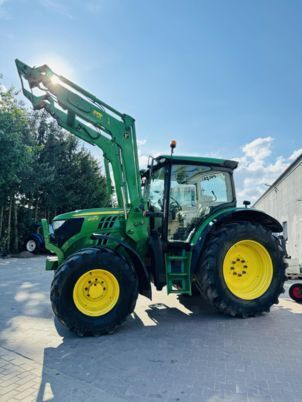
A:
191 208 283 274
91 234 151 299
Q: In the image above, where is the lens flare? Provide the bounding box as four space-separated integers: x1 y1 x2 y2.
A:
50 75 60 85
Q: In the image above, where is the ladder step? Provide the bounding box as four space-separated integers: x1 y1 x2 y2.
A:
167 256 188 261
168 289 191 294
165 251 192 294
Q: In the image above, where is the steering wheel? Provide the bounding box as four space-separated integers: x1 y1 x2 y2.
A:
169 196 182 219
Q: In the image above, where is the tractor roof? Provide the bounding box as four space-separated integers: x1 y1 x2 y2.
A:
155 155 238 170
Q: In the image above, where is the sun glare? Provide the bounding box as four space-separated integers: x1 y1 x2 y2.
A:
50 75 61 85
31 54 74 79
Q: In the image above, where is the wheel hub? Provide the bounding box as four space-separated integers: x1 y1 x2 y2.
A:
223 240 273 300
230 256 249 278
73 269 120 317
88 282 104 299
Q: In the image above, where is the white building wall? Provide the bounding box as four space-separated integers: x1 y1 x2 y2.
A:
254 160 302 273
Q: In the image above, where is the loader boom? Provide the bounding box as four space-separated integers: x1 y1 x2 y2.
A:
15 59 142 211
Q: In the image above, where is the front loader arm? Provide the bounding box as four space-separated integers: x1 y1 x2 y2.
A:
15 59 142 210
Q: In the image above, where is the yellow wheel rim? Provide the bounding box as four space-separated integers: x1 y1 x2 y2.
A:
223 240 273 300
73 269 120 317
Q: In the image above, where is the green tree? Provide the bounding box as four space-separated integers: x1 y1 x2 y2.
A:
0 83 32 253
0 81 109 254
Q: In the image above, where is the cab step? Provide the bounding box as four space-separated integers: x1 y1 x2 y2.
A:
165 250 192 294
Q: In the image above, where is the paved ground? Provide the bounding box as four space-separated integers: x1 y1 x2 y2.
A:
0 256 302 402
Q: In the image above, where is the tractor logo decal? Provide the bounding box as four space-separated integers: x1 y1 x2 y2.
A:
92 110 102 120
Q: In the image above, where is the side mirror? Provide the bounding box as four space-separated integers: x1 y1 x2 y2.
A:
243 200 251 208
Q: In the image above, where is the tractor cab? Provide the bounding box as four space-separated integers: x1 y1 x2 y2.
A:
143 155 238 243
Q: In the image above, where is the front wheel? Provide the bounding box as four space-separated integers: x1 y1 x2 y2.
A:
196 222 286 317
50 247 138 336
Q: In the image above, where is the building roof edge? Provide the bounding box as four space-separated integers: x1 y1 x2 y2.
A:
254 153 302 206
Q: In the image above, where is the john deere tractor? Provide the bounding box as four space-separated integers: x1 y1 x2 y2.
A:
16 59 286 336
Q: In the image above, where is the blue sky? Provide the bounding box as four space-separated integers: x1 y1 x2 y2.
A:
0 0 301 203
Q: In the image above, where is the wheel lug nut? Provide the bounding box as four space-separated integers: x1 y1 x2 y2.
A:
244 265 247 268
241 260 245 263
230 267 235 270
233 272 237 275
236 258 240 261
242 271 246 274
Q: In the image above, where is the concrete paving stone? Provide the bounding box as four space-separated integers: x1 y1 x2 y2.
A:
0 382 19 396
14 387 37 401
1 375 23 388
247 396 273 402
224 394 249 402
15 373 34 385
1 393 21 402
16 379 38 393
1 355 16 363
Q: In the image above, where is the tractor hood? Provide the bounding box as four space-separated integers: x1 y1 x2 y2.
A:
52 208 125 222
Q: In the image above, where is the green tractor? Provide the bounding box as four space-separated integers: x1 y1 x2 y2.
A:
16 59 287 336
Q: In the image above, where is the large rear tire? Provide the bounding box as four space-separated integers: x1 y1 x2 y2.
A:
196 222 286 317
50 247 138 336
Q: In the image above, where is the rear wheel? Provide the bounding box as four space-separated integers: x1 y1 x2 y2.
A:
50 247 138 336
196 222 286 317
289 283 302 303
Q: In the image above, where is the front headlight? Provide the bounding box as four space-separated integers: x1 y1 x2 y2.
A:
52 220 66 231
50 218 84 247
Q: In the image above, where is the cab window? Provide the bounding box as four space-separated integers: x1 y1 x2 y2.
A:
145 167 166 211
168 165 233 241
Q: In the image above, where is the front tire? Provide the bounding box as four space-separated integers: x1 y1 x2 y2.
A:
50 247 138 336
196 222 286 317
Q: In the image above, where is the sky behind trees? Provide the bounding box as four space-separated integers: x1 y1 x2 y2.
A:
0 0 301 203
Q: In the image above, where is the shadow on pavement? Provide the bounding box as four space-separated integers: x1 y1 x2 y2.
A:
35 293 302 402
35 297 225 401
